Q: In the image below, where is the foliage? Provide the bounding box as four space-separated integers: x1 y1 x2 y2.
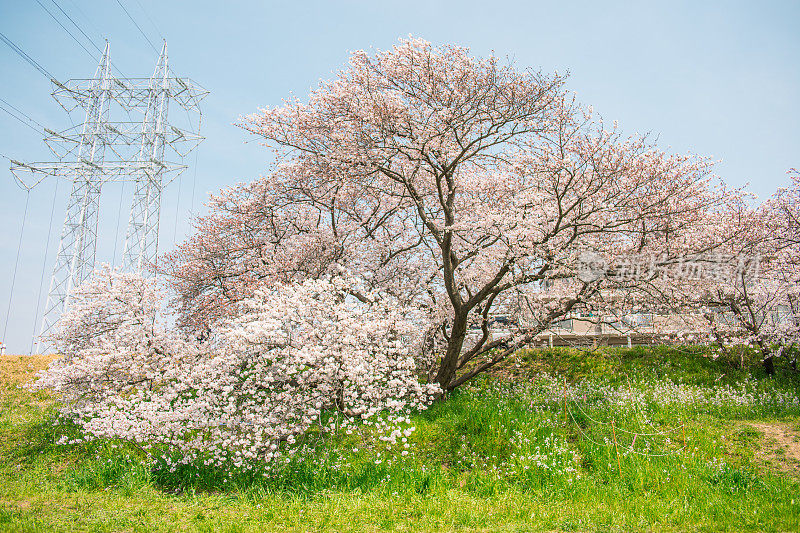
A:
165 37 733 391
31 268 438 469
654 169 800 373
3 348 800 531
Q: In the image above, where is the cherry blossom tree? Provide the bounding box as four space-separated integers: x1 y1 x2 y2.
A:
630 170 800 374
697 171 800 374
33 266 197 407
163 184 343 333
167 38 732 392
34 268 437 467
774 169 800 248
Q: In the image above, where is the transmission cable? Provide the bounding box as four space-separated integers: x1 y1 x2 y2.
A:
132 0 165 41
2 190 31 349
0 103 43 135
112 182 127 265
64 0 102 37
29 179 60 354
114 0 159 53
48 0 128 78
172 166 183 245
189 114 202 215
35 0 99 63
49 0 104 56
190 148 199 216
0 31 56 80
0 96 46 131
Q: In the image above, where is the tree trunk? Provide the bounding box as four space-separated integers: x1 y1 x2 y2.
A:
434 315 468 392
763 355 775 376
755 337 775 376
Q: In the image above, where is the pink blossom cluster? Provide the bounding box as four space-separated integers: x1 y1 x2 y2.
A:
642 171 800 372
33 267 439 468
164 37 736 391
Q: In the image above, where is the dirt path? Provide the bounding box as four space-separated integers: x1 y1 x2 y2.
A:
748 422 800 478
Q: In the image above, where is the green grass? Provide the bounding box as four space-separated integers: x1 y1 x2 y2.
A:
1 348 799 532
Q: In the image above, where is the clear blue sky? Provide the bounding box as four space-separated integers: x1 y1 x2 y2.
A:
0 0 798 353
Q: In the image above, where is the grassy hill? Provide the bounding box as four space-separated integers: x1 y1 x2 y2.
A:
1 348 799 532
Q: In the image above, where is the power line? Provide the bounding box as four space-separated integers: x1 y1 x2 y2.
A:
0 96 46 131
11 43 208 344
2 190 31 346
0 31 56 80
0 102 43 135
112 182 126 265
0 37 56 137
114 0 159 53
132 0 165 41
190 114 202 215
35 0 99 63
190 149 199 215
172 167 182 243
30 179 60 354
48 0 128 78
49 0 105 58
64 0 103 38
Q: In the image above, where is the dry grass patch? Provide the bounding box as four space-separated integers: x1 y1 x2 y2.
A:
748 422 800 478
0 355 59 446
0 355 57 387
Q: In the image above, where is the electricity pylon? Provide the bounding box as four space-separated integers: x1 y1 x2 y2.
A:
122 43 171 274
10 42 207 348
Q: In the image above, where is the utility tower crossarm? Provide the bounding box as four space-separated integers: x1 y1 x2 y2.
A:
8 41 207 350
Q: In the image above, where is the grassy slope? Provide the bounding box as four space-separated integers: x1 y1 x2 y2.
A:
1 348 799 532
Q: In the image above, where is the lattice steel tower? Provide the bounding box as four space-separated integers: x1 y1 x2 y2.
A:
10 42 207 346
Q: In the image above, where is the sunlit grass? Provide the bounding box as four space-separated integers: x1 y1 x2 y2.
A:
1 348 799 532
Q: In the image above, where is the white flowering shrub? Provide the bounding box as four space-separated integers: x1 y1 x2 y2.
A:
33 269 439 470
33 266 198 410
